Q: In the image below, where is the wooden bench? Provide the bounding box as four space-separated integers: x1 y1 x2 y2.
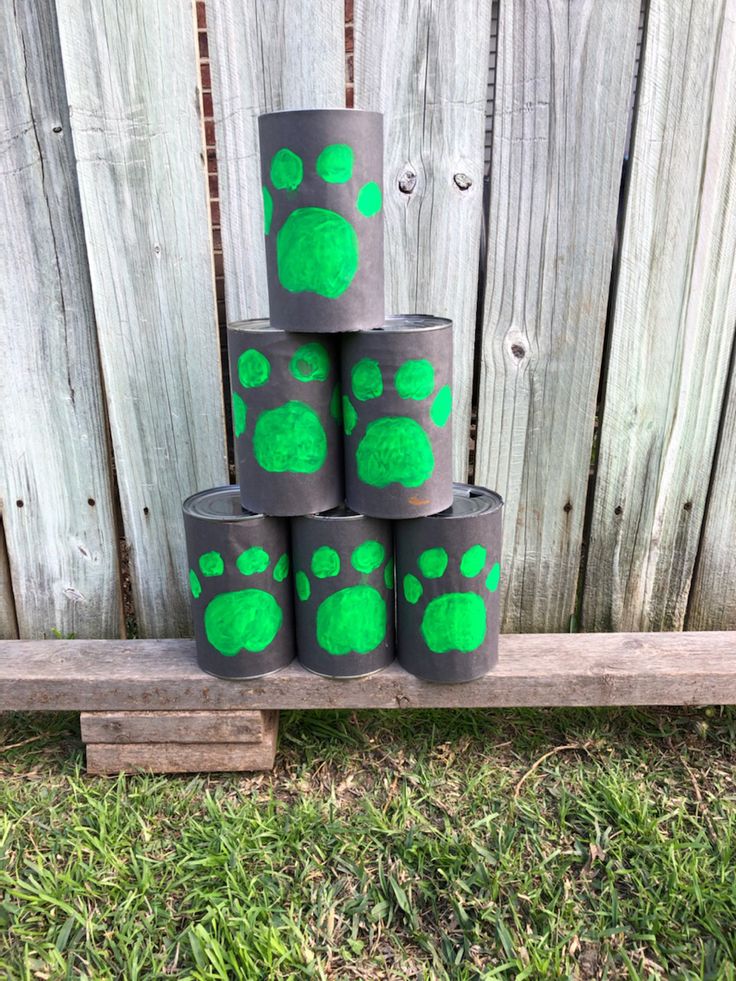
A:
2 632 734 773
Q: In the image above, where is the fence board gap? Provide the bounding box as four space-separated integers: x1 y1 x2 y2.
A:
55 0 228 637
0 521 18 639
474 0 640 632
354 0 493 480
0 0 122 638
582 0 736 632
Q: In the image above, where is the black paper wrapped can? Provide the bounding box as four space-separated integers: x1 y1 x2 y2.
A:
258 109 384 332
291 507 395 677
342 315 453 519
396 483 503 683
183 486 294 679
228 320 343 516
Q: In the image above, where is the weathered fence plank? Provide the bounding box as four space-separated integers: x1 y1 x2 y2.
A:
207 0 345 322
0 522 17 639
354 0 493 479
55 0 228 636
689 358 736 625
474 0 640 631
583 0 736 632
0 0 122 638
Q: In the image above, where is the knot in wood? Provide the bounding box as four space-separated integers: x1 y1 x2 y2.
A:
453 172 472 190
510 343 525 359
398 170 417 194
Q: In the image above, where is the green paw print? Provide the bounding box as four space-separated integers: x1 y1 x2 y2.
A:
403 545 500 653
343 357 452 488
189 546 290 655
232 342 341 473
295 539 394 655
262 144 382 298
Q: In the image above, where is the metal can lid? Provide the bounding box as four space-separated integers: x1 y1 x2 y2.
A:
302 503 364 521
227 318 279 334
431 483 504 518
182 486 263 521
373 314 452 333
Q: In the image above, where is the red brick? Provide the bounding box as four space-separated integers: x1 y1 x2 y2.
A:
208 173 219 197
214 253 224 277
346 86 354 109
345 0 353 24
346 53 353 84
210 200 220 225
345 25 353 53
202 92 214 118
200 62 211 90
211 227 222 251
198 31 208 59
204 119 216 146
196 2 206 29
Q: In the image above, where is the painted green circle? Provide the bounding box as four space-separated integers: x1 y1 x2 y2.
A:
236 547 270 576
330 384 342 423
316 584 386 655
461 545 487 578
351 540 385 574
262 185 273 235
356 181 382 218
486 562 501 592
238 349 271 389
199 551 224 577
204 589 282 655
295 570 310 601
403 573 422 605
189 569 202 599
356 417 434 488
418 547 448 579
270 147 303 192
421 593 486 653
351 358 383 401
316 143 354 183
342 395 357 435
430 385 452 427
289 342 330 382
277 207 358 299
274 553 290 582
395 359 435 400
253 401 327 473
232 392 247 438
311 546 340 579
384 559 394 590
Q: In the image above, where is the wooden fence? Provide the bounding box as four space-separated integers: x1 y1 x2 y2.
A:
1 0 735 644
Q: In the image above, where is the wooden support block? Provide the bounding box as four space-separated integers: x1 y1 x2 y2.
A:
80 709 274 745
85 711 278 775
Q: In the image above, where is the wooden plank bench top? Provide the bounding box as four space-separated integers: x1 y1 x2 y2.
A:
1 632 734 712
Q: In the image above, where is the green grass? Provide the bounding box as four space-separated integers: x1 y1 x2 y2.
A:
1 706 735 979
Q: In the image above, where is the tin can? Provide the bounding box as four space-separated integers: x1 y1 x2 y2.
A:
183 486 294 678
291 506 395 677
259 108 384 332
342 315 453 519
396 483 503 682
228 320 343 516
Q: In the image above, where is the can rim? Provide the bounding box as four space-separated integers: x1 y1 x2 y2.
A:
182 485 265 521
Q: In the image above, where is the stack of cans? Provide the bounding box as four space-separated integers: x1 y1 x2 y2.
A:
183 109 503 683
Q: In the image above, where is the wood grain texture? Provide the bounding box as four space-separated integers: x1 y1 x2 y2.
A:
80 709 275 744
55 0 228 637
207 0 345 321
474 0 640 631
0 0 122 638
583 0 736 632
354 0 493 479
2 634 735 710
0 521 17 639
86 735 277 775
689 357 736 629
